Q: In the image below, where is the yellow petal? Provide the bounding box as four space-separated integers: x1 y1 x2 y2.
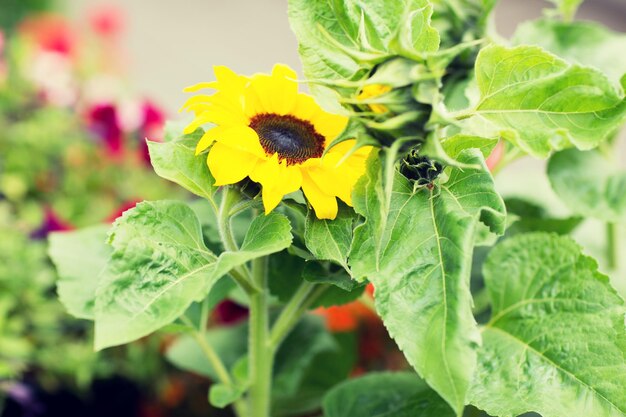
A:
312 111 348 146
249 64 298 115
249 153 280 186
292 93 321 121
183 81 218 93
261 164 303 214
301 172 338 220
207 142 258 186
195 128 219 155
217 125 265 157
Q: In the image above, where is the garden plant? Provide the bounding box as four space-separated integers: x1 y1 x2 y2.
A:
49 0 626 416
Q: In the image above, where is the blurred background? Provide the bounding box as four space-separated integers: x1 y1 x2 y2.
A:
0 1 624 417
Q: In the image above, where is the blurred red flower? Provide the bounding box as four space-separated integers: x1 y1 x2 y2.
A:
19 14 77 57
86 103 124 158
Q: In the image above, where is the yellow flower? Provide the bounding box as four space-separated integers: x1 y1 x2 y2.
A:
182 64 371 220
357 84 392 114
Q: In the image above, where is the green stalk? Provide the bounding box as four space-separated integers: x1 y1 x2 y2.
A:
269 281 315 348
269 284 330 350
217 187 258 294
607 222 618 270
248 256 272 417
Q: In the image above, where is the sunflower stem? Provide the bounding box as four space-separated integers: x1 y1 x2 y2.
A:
218 186 258 294
269 281 315 349
248 255 272 417
269 284 330 350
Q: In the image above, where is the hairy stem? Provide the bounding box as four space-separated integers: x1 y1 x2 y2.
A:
217 187 258 294
248 256 272 417
269 284 330 350
269 281 315 348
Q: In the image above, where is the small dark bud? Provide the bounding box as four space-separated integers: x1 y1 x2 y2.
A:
399 148 443 186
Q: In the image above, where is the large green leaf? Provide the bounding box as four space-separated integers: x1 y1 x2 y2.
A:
469 233 626 417
513 19 626 88
304 206 355 271
48 225 111 320
287 0 439 83
94 201 292 349
468 45 626 158
349 149 506 414
147 130 216 201
323 372 455 417
548 148 626 223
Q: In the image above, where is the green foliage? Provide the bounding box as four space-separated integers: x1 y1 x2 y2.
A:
304 206 354 271
48 225 111 320
548 149 626 222
504 197 583 236
287 0 440 83
513 19 626 87
166 323 248 380
349 150 506 413
323 372 455 417
469 233 626 417
94 201 292 349
468 45 626 158
148 128 217 201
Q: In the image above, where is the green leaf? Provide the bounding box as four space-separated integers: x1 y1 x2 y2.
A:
548 148 626 223
513 19 626 88
48 225 111 320
468 45 626 158
304 205 355 271
272 331 357 416
440 134 498 160
469 233 626 417
323 372 455 417
273 315 337 398
166 323 248 379
349 149 506 414
147 132 217 201
94 201 292 349
209 383 243 408
287 0 439 86
505 197 583 236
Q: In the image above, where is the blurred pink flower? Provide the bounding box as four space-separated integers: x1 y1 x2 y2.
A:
88 4 125 38
486 140 505 172
86 103 124 158
137 100 165 164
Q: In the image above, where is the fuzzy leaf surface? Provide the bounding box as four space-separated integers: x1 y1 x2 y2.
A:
323 372 455 417
349 149 506 413
304 206 355 271
148 132 216 200
468 45 626 158
469 233 626 417
94 201 291 349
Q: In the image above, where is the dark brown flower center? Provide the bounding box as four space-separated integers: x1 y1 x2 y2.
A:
249 113 325 165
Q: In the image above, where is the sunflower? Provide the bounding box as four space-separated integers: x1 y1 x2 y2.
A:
181 64 371 220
